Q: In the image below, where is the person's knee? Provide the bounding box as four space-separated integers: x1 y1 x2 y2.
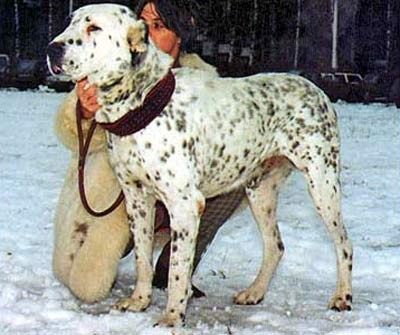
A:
67 218 131 302
69 263 116 303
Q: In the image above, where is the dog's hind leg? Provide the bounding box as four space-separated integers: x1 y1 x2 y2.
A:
305 157 353 311
290 147 353 311
234 157 292 305
114 186 156 313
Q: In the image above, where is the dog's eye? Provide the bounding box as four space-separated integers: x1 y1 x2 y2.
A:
86 24 102 35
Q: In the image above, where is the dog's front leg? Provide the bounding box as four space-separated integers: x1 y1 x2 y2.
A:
156 193 205 327
114 185 156 312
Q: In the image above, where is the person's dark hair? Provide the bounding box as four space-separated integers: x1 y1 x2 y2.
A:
134 0 205 51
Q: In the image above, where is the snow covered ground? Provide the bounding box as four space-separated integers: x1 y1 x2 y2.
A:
0 89 399 335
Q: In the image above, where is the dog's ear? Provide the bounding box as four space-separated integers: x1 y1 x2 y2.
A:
127 20 148 54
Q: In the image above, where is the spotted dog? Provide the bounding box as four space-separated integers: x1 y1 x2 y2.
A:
47 4 353 327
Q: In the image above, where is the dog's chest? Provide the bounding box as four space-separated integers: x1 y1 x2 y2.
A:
106 134 150 184
105 129 192 194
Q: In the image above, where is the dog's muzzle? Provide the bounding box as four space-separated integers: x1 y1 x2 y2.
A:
47 42 65 75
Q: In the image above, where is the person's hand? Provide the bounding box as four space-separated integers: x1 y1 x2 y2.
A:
76 78 101 119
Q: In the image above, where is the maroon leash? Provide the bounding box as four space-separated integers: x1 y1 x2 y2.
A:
76 101 125 217
76 70 176 217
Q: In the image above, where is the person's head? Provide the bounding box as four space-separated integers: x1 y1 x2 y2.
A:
134 0 201 61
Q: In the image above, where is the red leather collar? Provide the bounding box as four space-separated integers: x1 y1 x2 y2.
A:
98 70 175 136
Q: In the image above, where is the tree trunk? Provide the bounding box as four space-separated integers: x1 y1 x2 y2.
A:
48 0 52 41
227 0 235 64
69 0 74 16
294 0 301 69
331 0 339 70
14 0 20 59
249 0 258 66
386 0 392 65
270 1 277 64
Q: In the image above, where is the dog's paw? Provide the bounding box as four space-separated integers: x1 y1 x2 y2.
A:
154 313 185 328
328 293 353 311
113 295 151 312
234 288 264 305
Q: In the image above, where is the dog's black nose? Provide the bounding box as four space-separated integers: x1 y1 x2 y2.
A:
47 42 65 74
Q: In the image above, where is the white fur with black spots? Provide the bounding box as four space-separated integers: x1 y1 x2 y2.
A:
48 4 353 327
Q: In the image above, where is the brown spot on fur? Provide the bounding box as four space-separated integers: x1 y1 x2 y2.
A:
263 156 287 171
197 200 205 216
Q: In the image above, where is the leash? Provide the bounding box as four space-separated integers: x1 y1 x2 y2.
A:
76 70 175 217
76 100 125 217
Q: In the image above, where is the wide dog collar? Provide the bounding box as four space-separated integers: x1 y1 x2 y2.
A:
98 70 176 136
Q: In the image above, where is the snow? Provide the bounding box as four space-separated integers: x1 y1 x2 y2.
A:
0 89 399 335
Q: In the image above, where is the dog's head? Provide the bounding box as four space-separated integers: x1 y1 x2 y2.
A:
47 4 153 85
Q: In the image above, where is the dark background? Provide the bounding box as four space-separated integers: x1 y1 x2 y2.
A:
0 0 399 93
1 0 399 74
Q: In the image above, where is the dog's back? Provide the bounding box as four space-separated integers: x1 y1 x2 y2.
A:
164 69 336 197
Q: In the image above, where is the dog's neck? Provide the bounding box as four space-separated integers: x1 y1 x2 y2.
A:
94 44 173 123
